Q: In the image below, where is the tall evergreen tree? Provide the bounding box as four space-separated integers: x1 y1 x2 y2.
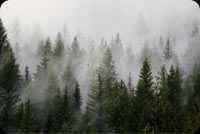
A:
166 65 183 132
24 66 31 85
58 86 74 132
54 32 65 58
135 58 154 133
154 65 174 133
62 61 76 95
111 33 123 62
20 99 37 133
14 103 24 130
163 38 173 60
0 19 7 61
71 36 80 59
73 81 82 115
80 105 97 133
0 42 20 131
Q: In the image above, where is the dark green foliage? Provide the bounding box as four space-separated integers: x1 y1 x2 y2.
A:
58 86 74 132
0 27 20 132
14 103 24 129
80 105 97 133
73 81 82 114
0 19 7 59
87 70 107 133
20 99 37 133
135 58 154 133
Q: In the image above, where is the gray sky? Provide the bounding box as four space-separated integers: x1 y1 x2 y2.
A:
0 0 200 51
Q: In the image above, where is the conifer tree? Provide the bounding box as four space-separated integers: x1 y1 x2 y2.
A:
58 86 73 132
87 70 107 132
73 81 82 115
166 65 183 132
0 43 20 131
0 19 7 60
135 58 154 133
154 65 173 133
163 38 173 60
62 60 76 95
71 37 80 59
80 105 97 133
20 99 37 133
54 32 65 58
24 66 31 85
14 103 24 130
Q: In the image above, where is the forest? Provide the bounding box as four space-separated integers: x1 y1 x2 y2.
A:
0 13 200 133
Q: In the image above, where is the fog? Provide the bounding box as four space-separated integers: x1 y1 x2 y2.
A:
1 0 199 48
0 0 200 107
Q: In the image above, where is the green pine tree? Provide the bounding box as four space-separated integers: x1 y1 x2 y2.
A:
73 81 82 115
20 99 37 133
135 58 154 133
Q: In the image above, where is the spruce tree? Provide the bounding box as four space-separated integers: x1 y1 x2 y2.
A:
73 81 82 115
80 105 97 133
14 103 24 130
166 65 183 132
71 36 80 59
87 70 107 132
54 32 65 58
0 42 20 131
154 65 173 133
62 61 76 95
0 19 7 60
58 86 73 132
135 58 154 133
20 99 37 133
163 38 173 60
24 66 31 85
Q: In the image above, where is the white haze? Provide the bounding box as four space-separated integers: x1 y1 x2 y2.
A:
0 0 200 106
1 0 199 49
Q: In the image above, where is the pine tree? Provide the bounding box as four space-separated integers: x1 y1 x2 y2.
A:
54 32 65 58
111 80 131 133
166 65 183 132
71 36 80 59
80 105 97 133
62 61 76 95
41 37 52 70
36 37 52 76
101 47 120 131
58 86 74 132
87 69 107 133
73 81 82 115
135 58 154 133
20 99 37 133
24 66 31 85
163 38 173 60
111 33 123 62
0 19 7 60
44 110 54 133
14 103 24 129
154 65 174 133
0 42 20 131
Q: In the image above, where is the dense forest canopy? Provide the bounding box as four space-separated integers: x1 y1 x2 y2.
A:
0 0 200 133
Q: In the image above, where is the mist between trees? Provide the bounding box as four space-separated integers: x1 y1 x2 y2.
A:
0 14 200 133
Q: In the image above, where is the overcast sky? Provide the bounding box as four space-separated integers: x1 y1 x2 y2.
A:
0 0 200 51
